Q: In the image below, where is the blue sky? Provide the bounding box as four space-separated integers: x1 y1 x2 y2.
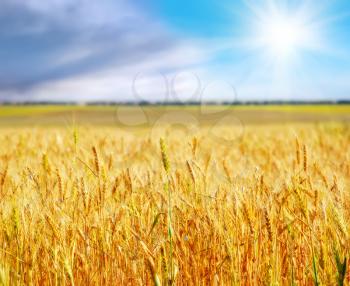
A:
0 0 349 102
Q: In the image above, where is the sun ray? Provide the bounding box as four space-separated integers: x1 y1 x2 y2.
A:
240 0 329 67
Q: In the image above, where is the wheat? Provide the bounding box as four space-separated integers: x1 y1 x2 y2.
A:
186 160 196 185
0 123 347 285
111 176 120 195
264 208 273 242
296 138 300 166
242 203 254 235
222 159 232 183
92 146 100 177
191 137 198 157
0 165 8 189
160 138 170 175
56 168 64 201
303 144 308 173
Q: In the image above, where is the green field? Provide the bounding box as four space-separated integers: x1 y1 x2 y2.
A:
0 104 349 126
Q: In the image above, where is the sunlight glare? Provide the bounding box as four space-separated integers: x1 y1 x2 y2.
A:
251 5 318 63
263 17 304 57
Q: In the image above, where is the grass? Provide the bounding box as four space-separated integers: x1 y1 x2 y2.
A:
0 104 349 127
0 105 116 117
0 104 349 118
231 104 350 113
0 119 349 284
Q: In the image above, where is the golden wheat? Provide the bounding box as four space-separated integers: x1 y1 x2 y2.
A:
0 123 348 285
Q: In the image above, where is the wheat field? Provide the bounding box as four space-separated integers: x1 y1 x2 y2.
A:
0 122 349 285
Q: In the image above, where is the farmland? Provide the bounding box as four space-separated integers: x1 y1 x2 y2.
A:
0 105 349 284
0 104 349 126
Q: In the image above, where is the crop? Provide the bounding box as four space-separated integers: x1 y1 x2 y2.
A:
0 122 349 285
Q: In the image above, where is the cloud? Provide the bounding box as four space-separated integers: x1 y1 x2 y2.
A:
0 0 136 32
1 41 210 102
0 0 210 101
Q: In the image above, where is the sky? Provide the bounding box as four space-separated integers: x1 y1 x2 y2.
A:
0 0 350 102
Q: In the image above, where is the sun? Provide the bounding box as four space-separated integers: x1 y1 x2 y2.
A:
251 4 318 63
257 13 309 61
261 16 304 58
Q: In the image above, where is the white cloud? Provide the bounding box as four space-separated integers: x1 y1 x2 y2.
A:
0 0 215 102
15 42 211 102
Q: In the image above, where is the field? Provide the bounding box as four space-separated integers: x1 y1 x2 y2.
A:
0 105 349 285
0 104 349 126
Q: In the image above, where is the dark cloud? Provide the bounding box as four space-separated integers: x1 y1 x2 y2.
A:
0 0 182 97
